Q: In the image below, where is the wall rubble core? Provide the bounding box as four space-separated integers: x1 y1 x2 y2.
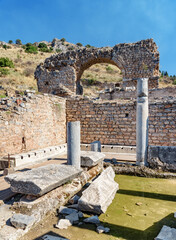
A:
35 39 159 96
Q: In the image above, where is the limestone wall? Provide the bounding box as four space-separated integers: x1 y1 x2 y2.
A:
0 94 66 157
66 98 176 146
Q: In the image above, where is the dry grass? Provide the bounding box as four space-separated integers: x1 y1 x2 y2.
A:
0 45 53 95
0 45 175 98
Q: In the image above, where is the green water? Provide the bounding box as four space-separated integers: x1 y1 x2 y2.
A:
23 175 176 240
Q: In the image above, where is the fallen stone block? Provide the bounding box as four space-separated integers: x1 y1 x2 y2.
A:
41 235 69 240
155 225 176 240
59 206 78 215
78 211 83 218
65 212 79 224
68 194 80 204
96 225 110 234
83 215 100 225
10 213 35 230
78 166 119 214
67 204 78 209
81 151 105 167
5 164 82 196
55 219 72 229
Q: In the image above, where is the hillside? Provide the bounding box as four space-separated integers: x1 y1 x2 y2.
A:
0 39 175 98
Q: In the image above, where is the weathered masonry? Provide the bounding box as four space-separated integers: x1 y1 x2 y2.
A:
66 98 176 147
35 39 159 96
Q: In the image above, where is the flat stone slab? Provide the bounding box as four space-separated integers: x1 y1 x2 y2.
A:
81 151 105 167
155 225 176 240
78 166 119 214
5 164 82 196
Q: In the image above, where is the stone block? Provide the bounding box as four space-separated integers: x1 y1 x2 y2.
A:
78 166 119 214
55 219 71 229
5 164 82 196
81 151 105 167
10 213 35 230
83 215 100 225
155 225 176 240
59 206 78 215
41 234 69 240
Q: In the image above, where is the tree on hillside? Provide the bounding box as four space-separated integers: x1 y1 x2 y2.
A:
16 39 22 45
76 42 83 47
8 40 13 44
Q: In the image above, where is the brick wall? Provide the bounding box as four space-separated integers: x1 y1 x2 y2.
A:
66 98 176 146
0 94 66 157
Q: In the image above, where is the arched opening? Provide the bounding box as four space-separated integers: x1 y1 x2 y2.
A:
76 62 123 97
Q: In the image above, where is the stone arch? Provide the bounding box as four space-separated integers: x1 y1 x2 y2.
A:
35 38 159 96
76 56 124 95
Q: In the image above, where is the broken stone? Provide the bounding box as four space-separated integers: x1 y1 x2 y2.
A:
5 164 82 196
155 225 176 240
78 211 83 218
78 166 119 214
83 215 100 225
59 206 78 215
55 219 72 229
40 235 68 240
67 204 78 209
68 194 80 204
65 212 79 224
96 225 110 234
81 151 105 167
10 213 35 230
136 202 142 206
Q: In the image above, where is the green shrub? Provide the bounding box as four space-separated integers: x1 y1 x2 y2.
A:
25 42 33 47
38 42 47 49
25 45 38 54
68 46 74 51
85 44 91 48
87 78 97 85
173 79 176 85
106 65 113 72
76 42 83 47
3 45 7 50
8 40 13 44
16 39 22 45
39 47 51 52
56 48 62 53
0 68 10 76
0 57 14 68
60 38 66 42
0 94 7 98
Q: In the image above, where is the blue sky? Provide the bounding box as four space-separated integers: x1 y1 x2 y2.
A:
0 0 176 75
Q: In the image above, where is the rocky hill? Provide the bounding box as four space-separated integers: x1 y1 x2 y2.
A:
0 38 175 98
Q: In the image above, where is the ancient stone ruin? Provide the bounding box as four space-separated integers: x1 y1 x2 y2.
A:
0 38 176 240
35 38 159 96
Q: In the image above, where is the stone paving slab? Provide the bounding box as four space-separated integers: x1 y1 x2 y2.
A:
5 164 82 196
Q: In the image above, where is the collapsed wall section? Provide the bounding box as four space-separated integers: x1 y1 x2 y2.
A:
66 98 176 146
0 94 66 157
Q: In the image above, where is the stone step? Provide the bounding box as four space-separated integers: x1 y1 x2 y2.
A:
5 164 82 196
